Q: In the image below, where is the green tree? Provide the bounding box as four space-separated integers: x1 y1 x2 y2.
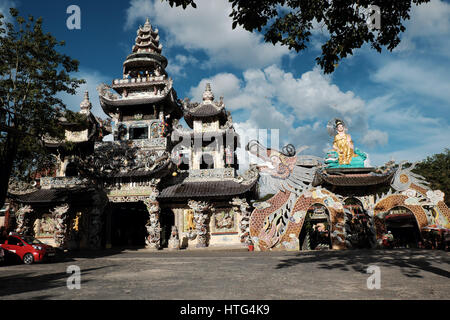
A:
413 149 450 206
164 0 430 73
0 9 85 208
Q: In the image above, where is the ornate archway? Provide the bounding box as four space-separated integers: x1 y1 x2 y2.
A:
373 194 428 240
250 187 346 251
299 203 332 251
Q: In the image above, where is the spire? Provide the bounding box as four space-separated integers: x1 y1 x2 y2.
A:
202 83 214 103
132 18 162 54
79 91 92 114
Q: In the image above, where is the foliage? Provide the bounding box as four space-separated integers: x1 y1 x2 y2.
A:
413 149 450 206
0 9 85 206
163 0 430 73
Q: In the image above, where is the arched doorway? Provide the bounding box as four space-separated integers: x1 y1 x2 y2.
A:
384 206 421 248
299 204 332 251
110 202 148 247
344 198 374 249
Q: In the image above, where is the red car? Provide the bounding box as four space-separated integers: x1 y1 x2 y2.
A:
0 233 56 264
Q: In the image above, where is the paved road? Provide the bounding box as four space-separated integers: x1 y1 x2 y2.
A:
0 248 449 300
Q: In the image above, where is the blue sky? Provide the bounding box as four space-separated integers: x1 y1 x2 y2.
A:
1 0 449 169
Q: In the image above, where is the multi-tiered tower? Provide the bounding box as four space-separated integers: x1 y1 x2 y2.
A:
98 18 182 147
96 19 183 249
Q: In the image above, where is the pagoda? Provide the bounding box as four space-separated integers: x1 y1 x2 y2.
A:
97 18 182 146
158 84 259 248
95 18 184 249
8 92 111 250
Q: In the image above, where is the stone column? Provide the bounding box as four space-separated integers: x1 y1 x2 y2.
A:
143 189 161 250
231 198 252 246
52 204 70 249
188 200 211 248
15 205 33 236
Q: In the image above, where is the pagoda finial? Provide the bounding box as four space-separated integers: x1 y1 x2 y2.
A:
80 91 92 114
203 83 214 102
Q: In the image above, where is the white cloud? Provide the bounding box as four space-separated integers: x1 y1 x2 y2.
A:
368 125 450 165
166 54 199 78
190 65 367 126
189 65 371 163
407 0 450 38
372 59 450 104
124 0 291 69
189 65 450 168
361 130 388 148
189 73 242 108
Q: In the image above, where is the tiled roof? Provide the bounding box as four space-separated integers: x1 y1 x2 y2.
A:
184 104 227 128
313 169 395 187
9 188 90 204
158 180 257 200
185 103 224 118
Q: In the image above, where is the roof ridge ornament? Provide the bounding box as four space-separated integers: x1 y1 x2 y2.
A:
202 83 214 103
80 91 92 114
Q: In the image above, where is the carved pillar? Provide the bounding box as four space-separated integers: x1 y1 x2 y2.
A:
88 192 108 250
188 200 211 248
231 197 252 246
143 186 161 250
15 205 33 236
52 204 70 249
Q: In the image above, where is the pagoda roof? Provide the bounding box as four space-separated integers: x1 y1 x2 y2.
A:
43 93 111 149
312 168 396 187
98 83 180 117
182 83 229 128
122 18 167 70
158 179 257 201
9 187 92 206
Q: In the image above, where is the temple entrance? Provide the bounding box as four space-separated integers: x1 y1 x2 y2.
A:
160 208 175 248
299 204 332 251
110 202 148 247
344 198 374 249
384 206 421 248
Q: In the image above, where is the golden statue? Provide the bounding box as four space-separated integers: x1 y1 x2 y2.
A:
73 213 81 232
332 119 357 165
186 210 196 231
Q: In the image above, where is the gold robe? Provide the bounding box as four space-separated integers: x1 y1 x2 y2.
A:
333 133 356 165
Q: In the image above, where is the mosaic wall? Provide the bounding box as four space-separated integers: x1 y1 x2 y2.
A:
211 208 236 234
374 182 450 240
250 187 345 251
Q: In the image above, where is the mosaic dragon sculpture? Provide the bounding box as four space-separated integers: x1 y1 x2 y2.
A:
246 140 347 251
372 161 450 242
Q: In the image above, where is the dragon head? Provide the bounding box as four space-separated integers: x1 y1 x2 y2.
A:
246 140 297 180
246 140 322 195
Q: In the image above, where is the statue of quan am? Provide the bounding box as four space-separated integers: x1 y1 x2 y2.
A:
325 118 367 168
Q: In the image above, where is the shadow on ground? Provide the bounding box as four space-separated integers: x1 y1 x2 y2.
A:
275 249 450 279
0 266 115 298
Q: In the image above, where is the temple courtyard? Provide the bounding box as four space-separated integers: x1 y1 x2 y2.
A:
0 249 448 300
